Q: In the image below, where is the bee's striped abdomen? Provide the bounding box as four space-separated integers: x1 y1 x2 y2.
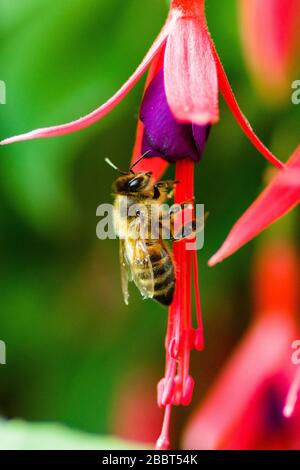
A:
149 242 175 306
132 241 175 306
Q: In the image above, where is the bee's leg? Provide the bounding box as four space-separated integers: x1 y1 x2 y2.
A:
154 180 179 197
159 212 201 241
178 197 195 207
173 219 197 241
166 188 175 200
171 212 208 242
153 181 178 202
168 197 196 213
155 180 180 189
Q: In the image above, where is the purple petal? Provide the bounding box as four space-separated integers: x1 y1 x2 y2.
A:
192 124 211 156
140 69 209 163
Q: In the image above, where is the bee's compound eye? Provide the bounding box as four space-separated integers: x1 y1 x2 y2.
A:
128 178 142 191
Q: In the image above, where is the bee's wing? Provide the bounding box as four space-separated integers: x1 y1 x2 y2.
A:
132 238 155 300
119 239 131 305
126 217 155 300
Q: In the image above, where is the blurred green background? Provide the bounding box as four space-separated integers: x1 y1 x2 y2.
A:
0 0 299 448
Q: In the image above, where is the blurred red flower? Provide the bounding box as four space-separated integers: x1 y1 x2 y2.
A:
183 240 300 449
239 0 300 103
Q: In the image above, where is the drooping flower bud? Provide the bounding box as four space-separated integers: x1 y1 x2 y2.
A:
140 69 210 163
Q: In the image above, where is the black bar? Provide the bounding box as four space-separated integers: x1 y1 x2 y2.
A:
0 450 299 466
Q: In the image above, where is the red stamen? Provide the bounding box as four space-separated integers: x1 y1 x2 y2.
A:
156 159 205 448
156 405 172 450
192 249 205 350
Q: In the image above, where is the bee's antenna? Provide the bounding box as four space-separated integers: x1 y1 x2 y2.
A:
129 150 151 172
105 158 119 171
105 158 126 175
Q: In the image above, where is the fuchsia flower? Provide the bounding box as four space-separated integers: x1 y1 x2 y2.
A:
0 0 286 171
209 145 300 266
1 0 299 450
184 240 300 450
239 0 300 102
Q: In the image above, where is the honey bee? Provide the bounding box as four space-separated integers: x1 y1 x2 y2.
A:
105 156 189 307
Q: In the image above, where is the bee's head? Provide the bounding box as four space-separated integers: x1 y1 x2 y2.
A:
112 172 152 194
105 156 152 194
